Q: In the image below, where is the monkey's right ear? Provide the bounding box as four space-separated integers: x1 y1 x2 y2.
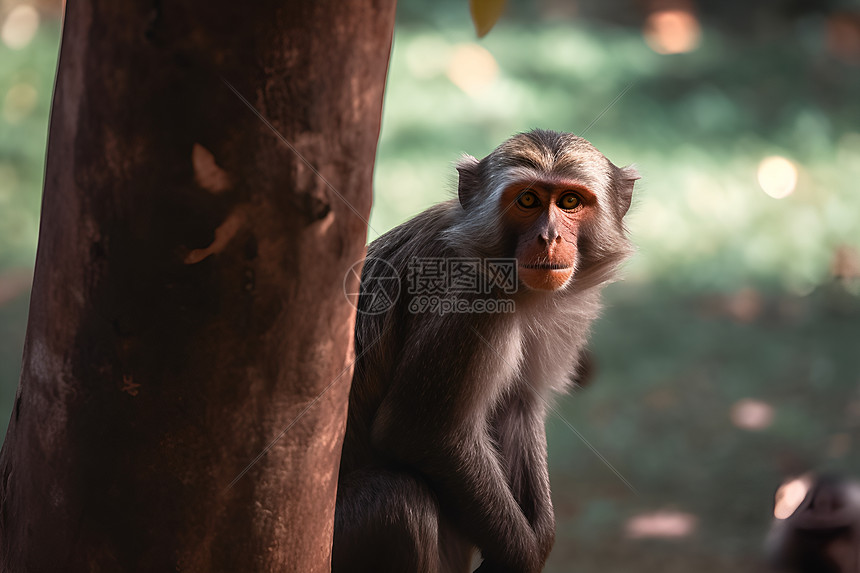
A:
456 154 481 210
615 165 640 218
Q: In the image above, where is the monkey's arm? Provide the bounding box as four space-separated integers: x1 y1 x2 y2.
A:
373 410 542 572
370 319 544 573
493 393 555 562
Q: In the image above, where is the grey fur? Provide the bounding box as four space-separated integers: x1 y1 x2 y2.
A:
333 130 637 573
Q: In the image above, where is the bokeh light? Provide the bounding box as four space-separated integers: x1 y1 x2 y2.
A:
446 43 499 97
625 510 698 539
826 13 860 64
831 245 860 281
1 5 40 50
643 10 701 55
3 83 38 123
756 156 798 199
774 475 812 519
723 288 763 323
404 35 451 79
0 268 31 307
730 398 775 431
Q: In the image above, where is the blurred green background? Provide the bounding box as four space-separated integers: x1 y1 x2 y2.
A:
2 0 860 571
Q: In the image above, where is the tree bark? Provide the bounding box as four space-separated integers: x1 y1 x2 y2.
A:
0 1 396 571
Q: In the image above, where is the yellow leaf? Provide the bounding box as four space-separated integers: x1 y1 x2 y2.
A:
470 0 506 38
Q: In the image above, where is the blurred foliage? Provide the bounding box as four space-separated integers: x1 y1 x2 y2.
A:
1 0 860 571
0 19 57 269
373 5 860 291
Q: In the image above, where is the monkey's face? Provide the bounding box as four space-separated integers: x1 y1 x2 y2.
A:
456 131 637 293
501 180 594 291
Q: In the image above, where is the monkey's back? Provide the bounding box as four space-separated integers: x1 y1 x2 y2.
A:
339 201 462 474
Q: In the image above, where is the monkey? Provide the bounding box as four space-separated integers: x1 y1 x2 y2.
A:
332 129 639 573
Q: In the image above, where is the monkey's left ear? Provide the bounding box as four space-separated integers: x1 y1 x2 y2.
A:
615 165 640 218
456 154 481 210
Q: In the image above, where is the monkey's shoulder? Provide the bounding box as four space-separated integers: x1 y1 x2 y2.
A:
353 202 463 352
366 200 461 264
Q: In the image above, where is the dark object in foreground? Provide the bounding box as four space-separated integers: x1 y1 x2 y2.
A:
334 130 639 573
767 474 860 573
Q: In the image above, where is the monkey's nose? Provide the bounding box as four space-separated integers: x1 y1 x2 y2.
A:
539 232 561 244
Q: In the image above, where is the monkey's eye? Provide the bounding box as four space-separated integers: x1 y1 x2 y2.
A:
517 191 539 208
558 194 581 210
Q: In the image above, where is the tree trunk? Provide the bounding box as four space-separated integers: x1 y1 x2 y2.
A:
0 1 396 571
